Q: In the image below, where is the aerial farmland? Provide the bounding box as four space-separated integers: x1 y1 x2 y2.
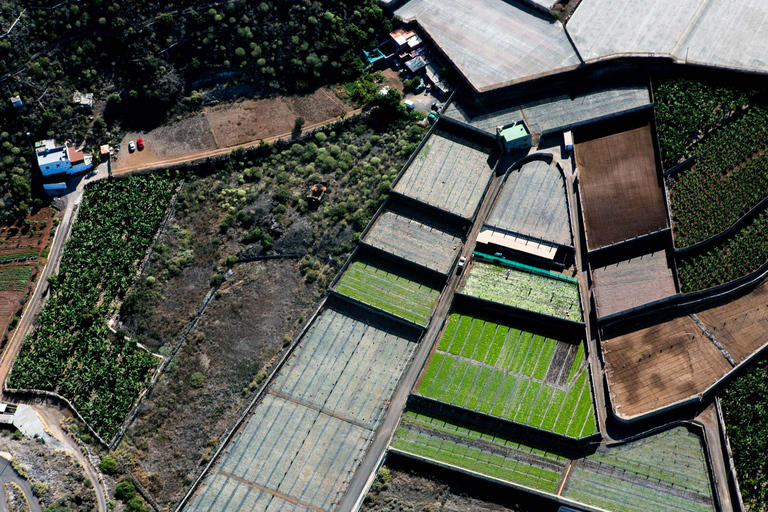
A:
6 0 768 510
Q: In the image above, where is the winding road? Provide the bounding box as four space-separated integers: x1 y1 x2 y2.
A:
0 457 43 512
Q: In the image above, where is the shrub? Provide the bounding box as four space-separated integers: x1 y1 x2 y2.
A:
114 480 136 501
32 481 48 497
99 455 118 474
190 371 207 388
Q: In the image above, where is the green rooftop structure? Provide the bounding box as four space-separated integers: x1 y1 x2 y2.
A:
497 121 532 152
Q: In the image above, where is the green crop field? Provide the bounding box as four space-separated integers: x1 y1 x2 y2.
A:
563 427 716 512
460 262 582 322
418 313 596 438
0 266 32 292
393 411 567 494
335 260 440 326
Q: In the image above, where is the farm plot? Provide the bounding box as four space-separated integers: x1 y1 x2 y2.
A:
460 261 582 322
677 212 768 292
487 159 572 247
185 304 418 512
602 314 732 420
575 121 668 251
362 210 461 275
8 173 177 438
393 128 494 220
0 266 31 292
563 426 716 512
592 248 677 317
417 313 596 438
668 104 768 247
392 411 568 494
334 259 440 327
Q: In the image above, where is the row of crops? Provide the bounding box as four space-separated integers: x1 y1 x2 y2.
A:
676 212 768 292
392 411 568 494
393 413 715 512
417 313 596 438
0 266 32 292
654 77 754 168
460 261 582 322
8 173 178 438
669 104 768 247
563 427 716 512
334 259 440 326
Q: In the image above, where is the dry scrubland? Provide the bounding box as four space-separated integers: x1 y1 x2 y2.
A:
0 430 98 512
116 113 425 508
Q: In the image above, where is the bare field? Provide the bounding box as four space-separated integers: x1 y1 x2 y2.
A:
119 259 321 509
205 86 351 147
115 87 351 171
115 115 218 171
575 122 668 250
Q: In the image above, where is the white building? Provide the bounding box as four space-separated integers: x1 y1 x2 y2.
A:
35 139 93 176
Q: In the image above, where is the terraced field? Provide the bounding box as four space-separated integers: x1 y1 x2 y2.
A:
392 411 568 494
563 426 716 512
460 261 582 322
0 266 31 292
417 313 596 438
334 260 441 326
392 415 715 512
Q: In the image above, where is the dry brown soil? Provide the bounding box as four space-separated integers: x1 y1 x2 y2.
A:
0 208 54 345
115 87 352 172
0 208 53 259
206 86 351 147
363 460 549 512
118 259 321 509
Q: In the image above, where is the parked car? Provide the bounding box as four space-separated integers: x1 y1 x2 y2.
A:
128 141 135 152
457 256 467 274
136 138 144 150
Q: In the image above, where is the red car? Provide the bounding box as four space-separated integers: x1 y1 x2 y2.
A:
136 138 144 150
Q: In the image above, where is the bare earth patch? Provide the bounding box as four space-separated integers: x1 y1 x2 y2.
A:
118 259 321 509
115 115 217 171
205 86 351 146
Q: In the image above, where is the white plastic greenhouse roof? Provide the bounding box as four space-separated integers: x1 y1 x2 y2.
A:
395 0 581 91
568 0 768 75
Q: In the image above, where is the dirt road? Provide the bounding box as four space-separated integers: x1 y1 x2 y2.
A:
36 404 109 512
114 108 362 176
337 162 507 512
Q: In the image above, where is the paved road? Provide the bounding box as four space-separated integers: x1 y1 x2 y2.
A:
35 405 109 512
337 157 508 512
113 108 363 176
0 456 43 512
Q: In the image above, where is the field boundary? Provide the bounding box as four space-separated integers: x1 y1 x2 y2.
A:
715 397 746 512
674 193 768 257
407 393 601 447
387 449 606 512
172 295 329 512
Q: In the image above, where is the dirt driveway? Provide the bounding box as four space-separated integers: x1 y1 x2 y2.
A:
115 87 354 172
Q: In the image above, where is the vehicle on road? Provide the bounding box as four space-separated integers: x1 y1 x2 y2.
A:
128 141 135 152
136 138 144 150
457 256 466 273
